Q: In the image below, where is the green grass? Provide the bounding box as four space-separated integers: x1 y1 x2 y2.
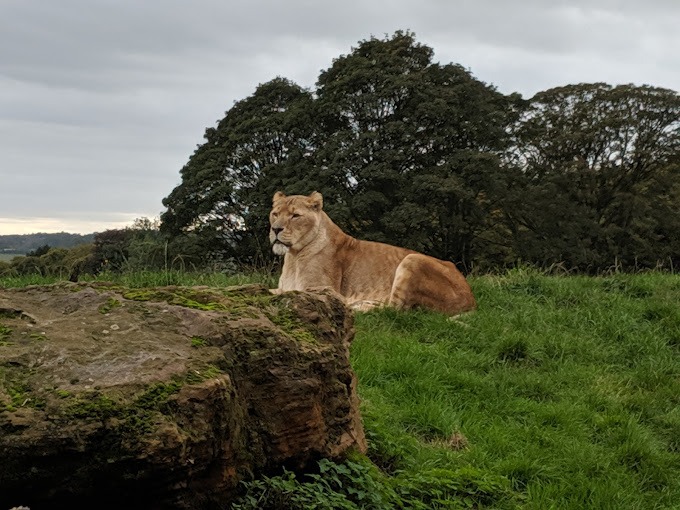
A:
352 269 680 509
2 268 679 508
0 268 276 289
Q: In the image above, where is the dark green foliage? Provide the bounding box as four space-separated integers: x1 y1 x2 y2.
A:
159 32 679 273
232 458 512 509
0 217 209 279
0 244 94 279
90 228 134 272
73 217 229 276
26 244 51 258
505 83 680 271
314 31 516 270
160 32 517 272
161 77 316 266
232 458 392 510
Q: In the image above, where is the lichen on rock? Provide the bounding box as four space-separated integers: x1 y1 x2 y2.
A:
0 283 365 509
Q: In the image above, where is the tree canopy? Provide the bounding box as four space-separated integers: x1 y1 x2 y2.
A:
160 32 680 273
505 83 680 270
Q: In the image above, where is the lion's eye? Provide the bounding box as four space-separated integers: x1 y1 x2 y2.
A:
292 213 301 219
271 212 279 218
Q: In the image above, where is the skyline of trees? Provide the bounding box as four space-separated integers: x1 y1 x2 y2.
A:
160 31 680 273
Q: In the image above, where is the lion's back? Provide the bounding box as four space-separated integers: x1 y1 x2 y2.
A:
336 238 414 302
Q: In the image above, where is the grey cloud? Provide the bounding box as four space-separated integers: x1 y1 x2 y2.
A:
0 0 677 234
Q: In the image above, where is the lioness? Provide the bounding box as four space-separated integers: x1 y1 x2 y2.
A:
269 191 476 316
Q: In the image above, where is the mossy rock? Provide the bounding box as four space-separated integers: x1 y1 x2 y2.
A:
0 283 363 509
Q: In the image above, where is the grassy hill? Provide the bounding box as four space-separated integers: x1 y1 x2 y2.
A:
0 232 94 255
351 270 680 508
1 269 678 508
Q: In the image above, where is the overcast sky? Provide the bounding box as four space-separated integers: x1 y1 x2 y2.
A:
1 0 678 235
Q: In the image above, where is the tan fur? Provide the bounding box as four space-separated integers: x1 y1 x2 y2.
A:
269 191 476 315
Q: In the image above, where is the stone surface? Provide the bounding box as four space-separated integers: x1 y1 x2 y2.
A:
0 283 365 509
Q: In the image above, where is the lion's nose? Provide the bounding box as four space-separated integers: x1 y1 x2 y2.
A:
273 227 284 236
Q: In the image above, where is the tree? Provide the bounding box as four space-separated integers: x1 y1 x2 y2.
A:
506 83 680 270
90 229 134 273
160 32 679 274
315 31 515 269
161 78 316 265
26 244 51 258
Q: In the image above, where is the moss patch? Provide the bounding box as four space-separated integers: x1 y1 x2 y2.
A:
185 364 223 384
122 288 230 312
57 364 227 449
190 336 206 348
0 366 46 412
61 364 224 425
118 286 319 344
0 323 11 345
265 308 318 344
98 297 122 314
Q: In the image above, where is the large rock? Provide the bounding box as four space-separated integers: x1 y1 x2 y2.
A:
0 283 365 509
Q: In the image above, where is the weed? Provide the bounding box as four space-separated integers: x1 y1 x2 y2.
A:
232 458 396 510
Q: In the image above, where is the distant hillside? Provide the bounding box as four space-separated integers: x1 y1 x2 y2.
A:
0 233 94 255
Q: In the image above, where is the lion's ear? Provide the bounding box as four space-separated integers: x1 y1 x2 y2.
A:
308 191 323 211
273 191 286 204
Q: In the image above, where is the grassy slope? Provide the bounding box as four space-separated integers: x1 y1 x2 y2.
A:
1 269 678 508
352 270 680 509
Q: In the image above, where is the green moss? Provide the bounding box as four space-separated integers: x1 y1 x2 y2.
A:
134 381 183 410
95 286 308 331
98 297 122 314
6 382 31 411
266 308 318 344
263 295 322 344
191 336 206 347
119 289 160 302
65 394 121 420
122 288 229 311
221 288 275 307
185 364 223 384
60 365 225 451
29 332 47 341
61 365 224 429
0 368 45 411
0 323 11 345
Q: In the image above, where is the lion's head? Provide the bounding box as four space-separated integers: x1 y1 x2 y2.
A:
269 191 324 255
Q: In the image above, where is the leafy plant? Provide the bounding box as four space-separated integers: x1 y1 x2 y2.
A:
233 458 396 510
